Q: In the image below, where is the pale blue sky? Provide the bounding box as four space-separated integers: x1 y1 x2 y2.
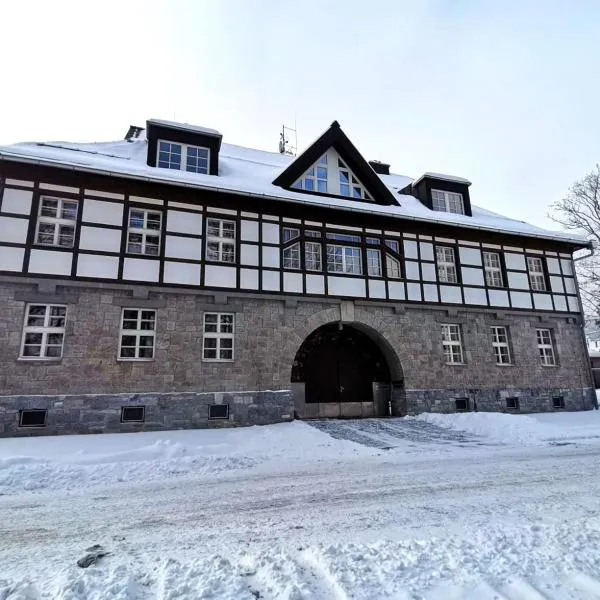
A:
2 0 599 230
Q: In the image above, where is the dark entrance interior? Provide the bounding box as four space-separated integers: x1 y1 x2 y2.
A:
292 323 391 418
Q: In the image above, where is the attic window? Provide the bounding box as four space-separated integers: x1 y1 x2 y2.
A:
337 158 371 200
432 190 464 215
157 140 210 174
292 155 328 192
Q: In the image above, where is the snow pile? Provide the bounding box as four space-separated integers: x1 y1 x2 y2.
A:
414 410 600 446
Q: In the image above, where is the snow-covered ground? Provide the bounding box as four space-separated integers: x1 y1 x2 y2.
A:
2 411 600 599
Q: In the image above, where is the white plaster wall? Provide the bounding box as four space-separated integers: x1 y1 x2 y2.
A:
419 242 434 261
262 270 280 291
327 276 366 297
553 295 568 311
82 199 123 226
463 287 487 305
568 296 580 312
423 284 439 302
388 281 405 300
510 291 532 309
533 293 553 311
76 254 119 279
504 253 526 271
368 280 386 299
421 262 437 282
458 247 482 266
241 220 259 242
262 246 280 268
406 282 422 301
262 222 280 244
0 216 28 244
204 265 237 288
28 249 72 276
0 246 24 271
561 259 573 275
166 210 202 235
405 261 420 280
306 274 325 294
241 244 259 266
550 276 564 293
440 285 462 303
165 235 202 261
507 271 530 290
546 257 561 274
240 268 259 290
403 240 418 260
283 272 303 293
563 278 576 294
461 267 484 286
488 289 510 307
163 261 201 285
122 258 160 282
1 188 33 215
79 226 122 253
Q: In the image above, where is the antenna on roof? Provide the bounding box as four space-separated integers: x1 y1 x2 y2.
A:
279 124 297 156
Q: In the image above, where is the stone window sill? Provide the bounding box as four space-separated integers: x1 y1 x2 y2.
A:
17 358 63 365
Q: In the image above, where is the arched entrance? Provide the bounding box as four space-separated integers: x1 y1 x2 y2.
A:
291 323 398 419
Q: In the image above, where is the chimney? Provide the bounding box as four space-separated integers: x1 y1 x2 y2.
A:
369 160 390 175
125 125 144 141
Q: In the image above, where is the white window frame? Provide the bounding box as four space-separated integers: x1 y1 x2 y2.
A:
326 244 362 274
203 313 235 361
436 246 458 283
293 154 328 193
118 308 156 360
367 248 382 277
20 304 67 360
283 242 301 269
305 240 322 271
127 208 162 256
536 328 556 366
157 139 210 174
483 251 504 287
337 157 371 200
442 324 464 364
491 326 511 365
431 189 465 214
35 196 78 248
206 218 236 263
527 256 547 291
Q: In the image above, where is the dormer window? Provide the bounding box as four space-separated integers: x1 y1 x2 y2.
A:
432 190 464 215
292 155 328 192
157 140 210 174
338 158 371 200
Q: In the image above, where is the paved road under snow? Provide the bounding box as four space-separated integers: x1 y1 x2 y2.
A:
2 418 600 598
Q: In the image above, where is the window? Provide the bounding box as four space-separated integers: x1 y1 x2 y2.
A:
527 257 547 291
283 243 301 269
483 252 504 287
326 232 361 243
385 240 402 279
282 227 300 242
552 396 565 409
121 406 145 423
327 245 362 274
305 241 322 271
35 197 78 247
337 158 371 200
206 218 236 263
203 313 234 360
442 324 464 364
209 404 229 420
293 154 328 192
20 304 67 359
536 328 556 366
157 140 210 174
19 410 48 427
432 190 465 214
119 309 156 360
436 246 458 283
506 397 520 410
367 248 382 276
491 326 511 364
127 208 161 255
455 398 470 411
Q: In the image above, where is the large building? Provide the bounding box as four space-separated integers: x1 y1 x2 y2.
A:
0 119 594 436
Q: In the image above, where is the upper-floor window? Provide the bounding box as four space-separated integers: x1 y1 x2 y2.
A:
337 157 371 200
442 324 464 364
536 328 556 366
292 155 328 192
436 246 458 283
305 238 322 271
327 245 362 274
432 190 464 215
157 140 210 174
491 326 511 364
483 252 504 287
527 256 547 291
206 218 235 263
127 208 161 255
35 197 78 248
20 304 67 359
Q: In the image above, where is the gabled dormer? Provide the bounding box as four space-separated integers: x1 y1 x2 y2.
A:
404 172 473 217
273 121 398 206
145 119 222 176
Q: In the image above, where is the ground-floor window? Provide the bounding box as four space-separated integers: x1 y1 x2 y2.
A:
20 304 67 359
203 313 235 360
119 309 156 359
536 328 556 366
442 323 464 364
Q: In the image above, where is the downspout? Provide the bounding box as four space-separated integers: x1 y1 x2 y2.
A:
573 243 597 407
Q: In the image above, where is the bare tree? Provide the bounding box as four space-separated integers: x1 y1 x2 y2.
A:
550 165 600 315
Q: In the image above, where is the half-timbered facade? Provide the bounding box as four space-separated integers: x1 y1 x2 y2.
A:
0 119 594 436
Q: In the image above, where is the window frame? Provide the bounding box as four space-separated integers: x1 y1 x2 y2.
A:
202 312 235 362
431 189 465 214
483 251 505 288
19 303 67 360
442 323 465 364
436 245 458 284
157 139 211 174
126 207 162 256
536 328 557 366
527 256 548 292
205 217 236 263
491 326 512 365
118 308 157 361
326 244 362 275
34 196 78 248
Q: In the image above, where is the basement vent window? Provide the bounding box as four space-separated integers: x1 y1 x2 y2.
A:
19 409 47 427
121 406 145 423
208 404 229 420
552 396 565 409
455 398 470 412
506 397 520 410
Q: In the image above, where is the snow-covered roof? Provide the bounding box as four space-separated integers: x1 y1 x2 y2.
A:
146 118 221 137
0 132 588 247
412 172 472 186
